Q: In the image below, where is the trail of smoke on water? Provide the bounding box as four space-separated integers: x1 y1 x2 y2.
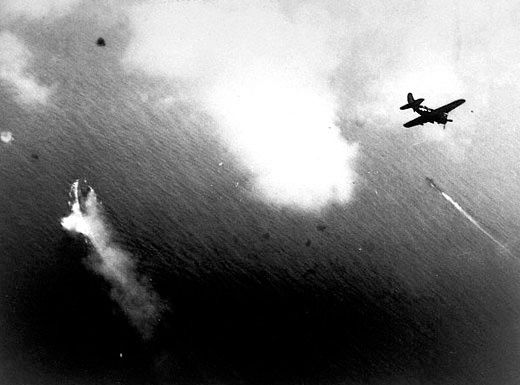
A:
440 191 514 257
61 180 163 339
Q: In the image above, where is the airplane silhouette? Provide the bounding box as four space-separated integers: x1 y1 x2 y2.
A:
400 93 465 128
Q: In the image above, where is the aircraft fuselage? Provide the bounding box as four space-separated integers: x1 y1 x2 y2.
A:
401 94 465 128
414 106 449 124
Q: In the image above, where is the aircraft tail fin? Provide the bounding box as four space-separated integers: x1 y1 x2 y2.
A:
400 93 424 110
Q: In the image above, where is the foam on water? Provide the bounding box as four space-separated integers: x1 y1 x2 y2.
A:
61 179 163 338
0 131 13 144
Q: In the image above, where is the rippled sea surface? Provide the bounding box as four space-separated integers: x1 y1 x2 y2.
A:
2 10 520 385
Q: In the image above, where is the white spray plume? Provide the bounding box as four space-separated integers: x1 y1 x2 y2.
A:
61 180 162 339
123 0 358 211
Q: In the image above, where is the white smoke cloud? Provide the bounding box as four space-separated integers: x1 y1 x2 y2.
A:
0 31 51 105
0 0 81 21
123 0 358 210
61 180 162 339
121 0 520 197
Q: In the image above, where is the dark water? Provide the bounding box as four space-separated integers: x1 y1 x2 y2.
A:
2 13 520 385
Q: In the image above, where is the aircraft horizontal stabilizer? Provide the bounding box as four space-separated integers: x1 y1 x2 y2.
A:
400 98 424 110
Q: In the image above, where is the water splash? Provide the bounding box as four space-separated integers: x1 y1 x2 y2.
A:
61 180 162 339
0 131 13 144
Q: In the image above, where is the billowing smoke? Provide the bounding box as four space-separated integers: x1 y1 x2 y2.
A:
61 180 162 339
117 0 520 206
123 0 358 211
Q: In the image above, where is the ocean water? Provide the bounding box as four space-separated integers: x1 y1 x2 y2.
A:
1 9 520 385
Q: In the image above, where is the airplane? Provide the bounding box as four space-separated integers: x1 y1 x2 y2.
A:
400 93 465 128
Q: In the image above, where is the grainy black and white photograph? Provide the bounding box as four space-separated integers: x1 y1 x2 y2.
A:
2 1 520 384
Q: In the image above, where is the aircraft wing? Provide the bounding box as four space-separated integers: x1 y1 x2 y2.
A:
403 115 431 128
433 99 465 114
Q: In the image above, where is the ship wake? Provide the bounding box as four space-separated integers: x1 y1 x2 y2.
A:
61 180 162 339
